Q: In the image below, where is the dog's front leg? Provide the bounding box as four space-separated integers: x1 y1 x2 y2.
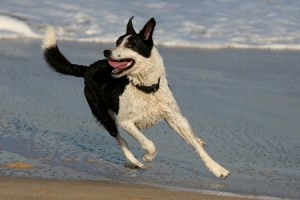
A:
115 134 147 169
119 121 157 164
165 111 230 178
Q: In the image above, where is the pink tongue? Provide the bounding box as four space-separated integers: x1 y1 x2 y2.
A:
108 60 129 69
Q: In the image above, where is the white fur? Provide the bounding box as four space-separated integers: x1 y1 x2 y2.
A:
111 36 230 178
116 134 147 168
42 26 57 49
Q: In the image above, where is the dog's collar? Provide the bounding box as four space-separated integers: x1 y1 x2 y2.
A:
133 78 161 94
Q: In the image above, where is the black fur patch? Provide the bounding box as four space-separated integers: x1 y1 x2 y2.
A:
127 35 153 58
116 34 127 47
84 60 129 137
115 34 153 58
44 45 87 77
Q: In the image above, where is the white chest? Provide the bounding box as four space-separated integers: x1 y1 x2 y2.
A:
117 79 175 129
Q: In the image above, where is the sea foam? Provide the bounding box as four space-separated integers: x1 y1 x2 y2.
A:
0 0 299 49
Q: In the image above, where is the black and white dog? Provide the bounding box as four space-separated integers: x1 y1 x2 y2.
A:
42 17 230 178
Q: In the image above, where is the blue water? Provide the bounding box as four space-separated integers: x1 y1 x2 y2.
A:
0 0 300 49
0 40 299 199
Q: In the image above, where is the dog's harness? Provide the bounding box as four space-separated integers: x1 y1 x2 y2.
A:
134 78 161 94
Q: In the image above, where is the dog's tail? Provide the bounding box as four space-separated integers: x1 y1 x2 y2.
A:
42 26 87 78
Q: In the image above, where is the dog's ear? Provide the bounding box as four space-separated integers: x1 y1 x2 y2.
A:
139 18 156 41
126 16 136 35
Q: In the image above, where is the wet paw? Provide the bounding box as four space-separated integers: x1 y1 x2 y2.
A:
143 150 157 162
143 142 157 162
211 166 230 178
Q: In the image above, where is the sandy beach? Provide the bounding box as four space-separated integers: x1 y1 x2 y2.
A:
0 177 255 200
0 39 299 199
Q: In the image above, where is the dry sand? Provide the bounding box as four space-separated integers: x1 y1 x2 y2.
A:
0 177 254 200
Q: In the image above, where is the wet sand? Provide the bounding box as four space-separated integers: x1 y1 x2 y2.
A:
0 177 254 200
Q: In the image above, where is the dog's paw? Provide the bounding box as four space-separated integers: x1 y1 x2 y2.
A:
218 168 230 178
143 141 157 162
143 151 157 162
210 165 230 178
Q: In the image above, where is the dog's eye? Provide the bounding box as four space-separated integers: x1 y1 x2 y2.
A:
126 43 134 48
125 37 137 48
125 40 135 48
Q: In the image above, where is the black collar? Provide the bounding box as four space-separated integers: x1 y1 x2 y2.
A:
134 78 161 94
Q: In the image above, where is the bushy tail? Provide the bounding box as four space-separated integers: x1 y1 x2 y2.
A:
42 26 86 77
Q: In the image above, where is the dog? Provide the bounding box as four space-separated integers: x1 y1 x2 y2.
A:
42 17 230 178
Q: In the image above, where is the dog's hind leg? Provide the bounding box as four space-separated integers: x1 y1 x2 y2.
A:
119 121 157 164
165 110 230 178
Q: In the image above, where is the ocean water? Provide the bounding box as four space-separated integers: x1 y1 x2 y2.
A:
0 0 300 49
0 40 299 199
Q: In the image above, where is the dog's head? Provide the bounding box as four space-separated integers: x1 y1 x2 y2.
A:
104 17 156 78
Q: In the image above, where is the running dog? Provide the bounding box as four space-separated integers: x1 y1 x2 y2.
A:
42 17 230 178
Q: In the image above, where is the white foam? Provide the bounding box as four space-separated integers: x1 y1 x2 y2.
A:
145 183 294 200
1 0 300 50
0 15 39 38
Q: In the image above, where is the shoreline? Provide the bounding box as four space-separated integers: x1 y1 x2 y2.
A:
1 38 300 51
0 177 257 200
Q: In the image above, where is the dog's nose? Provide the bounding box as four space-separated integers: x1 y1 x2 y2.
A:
103 50 112 58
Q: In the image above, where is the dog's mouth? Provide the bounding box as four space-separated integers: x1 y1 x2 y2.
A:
108 59 135 75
